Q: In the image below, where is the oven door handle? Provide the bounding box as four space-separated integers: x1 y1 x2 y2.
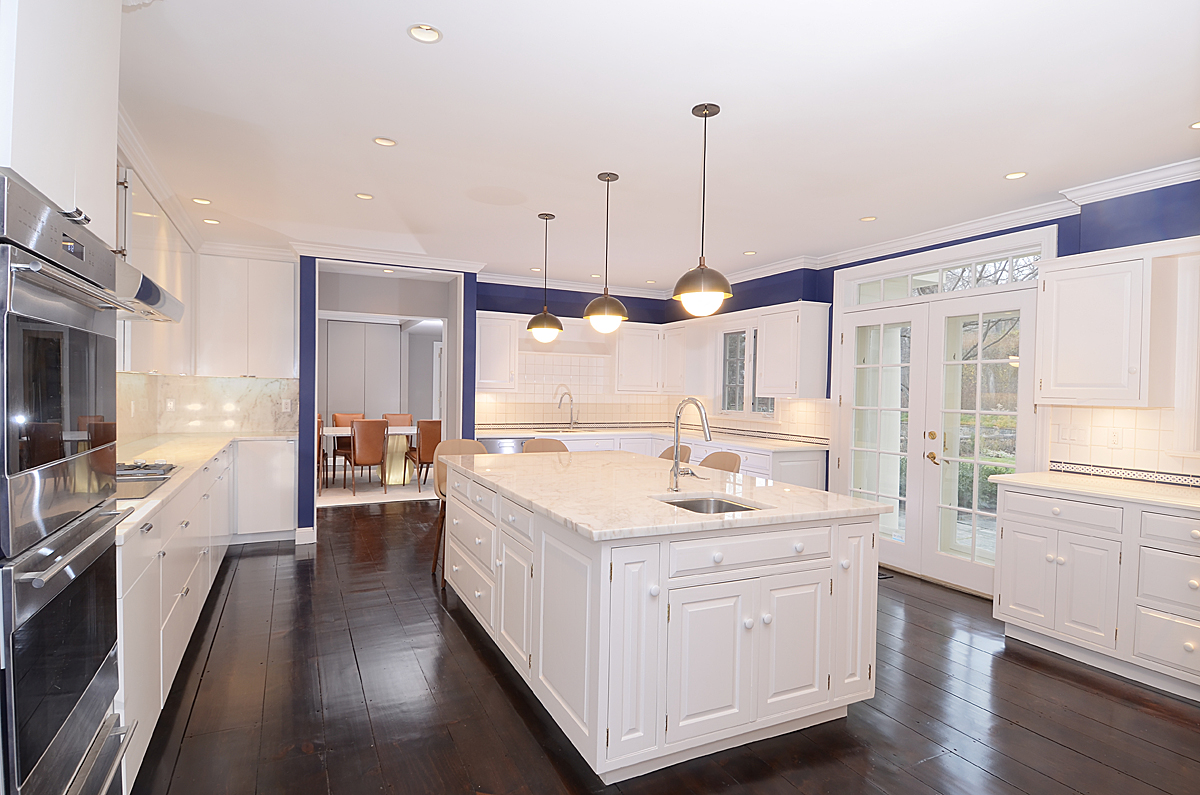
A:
19 507 134 589
12 260 141 314
64 714 137 795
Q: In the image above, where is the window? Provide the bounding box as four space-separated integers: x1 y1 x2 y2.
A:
852 249 1041 306
721 329 774 415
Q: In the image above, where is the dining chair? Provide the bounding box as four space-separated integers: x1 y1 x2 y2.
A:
87 422 118 477
699 451 740 473
522 438 568 453
431 438 487 584
658 444 691 463
347 419 389 495
405 419 442 492
76 414 104 452
331 412 363 483
316 414 328 495
27 422 65 468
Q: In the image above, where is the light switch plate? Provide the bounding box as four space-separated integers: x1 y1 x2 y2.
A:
1109 429 1122 448
282 399 292 413
166 399 175 412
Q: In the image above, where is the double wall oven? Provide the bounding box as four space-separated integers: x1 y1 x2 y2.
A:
0 174 138 795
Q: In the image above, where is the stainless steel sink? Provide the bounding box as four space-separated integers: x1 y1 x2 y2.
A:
659 497 761 514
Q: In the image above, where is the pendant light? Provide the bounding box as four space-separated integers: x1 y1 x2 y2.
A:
527 212 563 343
673 103 733 317
584 172 628 334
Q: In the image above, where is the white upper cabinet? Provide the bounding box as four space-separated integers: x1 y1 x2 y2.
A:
0 0 122 247
195 256 297 378
661 327 687 394
616 324 662 393
477 314 520 390
246 259 297 378
756 303 829 400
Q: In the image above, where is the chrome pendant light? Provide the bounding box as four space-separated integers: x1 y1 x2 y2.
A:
673 103 733 317
527 212 564 343
584 172 628 334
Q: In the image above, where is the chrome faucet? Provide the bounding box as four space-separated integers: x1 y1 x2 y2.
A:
556 385 575 429
670 397 712 492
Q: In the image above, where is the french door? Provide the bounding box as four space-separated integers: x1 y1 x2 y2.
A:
839 287 1037 595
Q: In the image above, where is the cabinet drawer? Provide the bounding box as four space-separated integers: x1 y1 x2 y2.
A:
1142 512 1200 547
564 437 615 452
468 480 498 518
1139 548 1200 612
1004 491 1122 534
1133 606 1200 678
499 497 533 539
161 556 206 700
730 448 772 474
446 537 494 630
160 531 199 626
449 471 472 501
669 526 831 578
118 517 161 598
447 498 496 573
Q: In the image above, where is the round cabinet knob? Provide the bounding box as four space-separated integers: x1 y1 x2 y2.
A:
648 585 661 597
474 590 482 599
1184 642 1196 653
475 537 483 545
1189 580 1199 591
840 560 851 570
1129 366 1138 374
794 542 805 553
1051 507 1061 516
712 552 725 564
762 614 773 625
452 518 460 526
496 559 503 567
1191 530 1200 540
508 515 517 523
743 618 754 629
476 495 483 502
452 564 459 572
1046 554 1055 563
1056 557 1066 565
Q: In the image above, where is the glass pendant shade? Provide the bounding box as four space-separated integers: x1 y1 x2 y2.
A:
527 309 563 343
673 258 733 317
584 290 627 334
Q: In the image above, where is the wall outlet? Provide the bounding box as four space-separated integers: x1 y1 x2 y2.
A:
282 399 292 413
130 400 135 416
165 399 175 412
1109 428 1122 448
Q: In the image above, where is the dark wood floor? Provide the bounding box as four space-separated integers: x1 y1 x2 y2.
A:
132 501 1200 795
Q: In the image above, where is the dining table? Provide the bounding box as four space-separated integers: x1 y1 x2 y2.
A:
321 425 416 487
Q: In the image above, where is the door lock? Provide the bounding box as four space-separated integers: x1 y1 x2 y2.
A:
926 452 940 465
927 430 938 440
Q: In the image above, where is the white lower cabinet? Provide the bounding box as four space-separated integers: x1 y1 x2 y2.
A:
117 556 161 791
497 530 535 678
832 522 876 701
235 439 298 535
757 569 831 718
607 544 661 760
618 437 654 456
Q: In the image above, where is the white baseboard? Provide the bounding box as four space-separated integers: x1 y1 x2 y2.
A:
233 529 300 545
295 526 316 545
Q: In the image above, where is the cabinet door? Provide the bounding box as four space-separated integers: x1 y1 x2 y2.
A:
618 437 654 456
246 259 296 378
757 568 831 719
666 579 755 744
661 328 687 394
833 522 876 701
117 556 161 791
616 326 661 393
195 256 249 377
326 321 367 414
995 521 1057 629
772 451 826 490
477 316 518 390
1054 530 1121 648
363 323 401 417
235 440 297 535
756 309 800 398
1038 260 1143 403
208 469 232 578
607 544 662 760
497 531 535 679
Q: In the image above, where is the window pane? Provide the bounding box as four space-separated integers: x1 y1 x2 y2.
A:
853 409 878 448
881 323 910 365
980 362 1018 411
879 453 905 499
943 412 976 458
943 364 977 411
981 311 1020 360
882 276 909 301
946 315 979 361
857 281 882 305
978 465 1013 512
943 266 972 292
878 496 903 541
1012 254 1040 281
939 508 974 560
722 331 745 411
975 258 1011 286
880 365 908 409
879 410 907 453
912 271 939 295
854 368 879 407
852 450 878 492
855 326 880 365
976 513 997 564
979 414 1016 463
940 460 975 509
753 397 774 413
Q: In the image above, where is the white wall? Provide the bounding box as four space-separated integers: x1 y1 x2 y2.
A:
406 331 441 422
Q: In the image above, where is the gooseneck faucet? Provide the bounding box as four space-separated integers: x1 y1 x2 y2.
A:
670 397 712 492
556 385 575 429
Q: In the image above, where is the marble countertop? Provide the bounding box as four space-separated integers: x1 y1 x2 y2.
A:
114 432 298 543
443 450 885 542
990 471 1200 512
474 426 829 452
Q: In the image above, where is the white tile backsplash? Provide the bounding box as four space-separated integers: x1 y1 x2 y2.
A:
1048 405 1200 476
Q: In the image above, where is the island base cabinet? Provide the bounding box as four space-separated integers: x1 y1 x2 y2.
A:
757 569 831 719
833 522 876 701
607 544 662 761
497 530 535 679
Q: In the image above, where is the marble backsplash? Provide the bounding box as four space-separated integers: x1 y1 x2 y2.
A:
117 373 300 447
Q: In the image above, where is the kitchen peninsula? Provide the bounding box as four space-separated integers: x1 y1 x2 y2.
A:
440 450 888 783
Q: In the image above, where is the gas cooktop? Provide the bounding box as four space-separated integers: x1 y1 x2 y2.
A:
116 461 177 478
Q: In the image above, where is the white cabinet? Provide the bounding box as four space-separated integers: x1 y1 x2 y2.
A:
497 530 535 679
0 0 122 246
616 324 662 393
235 440 298 535
618 437 654 456
755 303 830 400
665 579 756 743
209 468 233 578
477 315 519 390
563 436 615 452
196 256 297 378
116 557 161 793
996 521 1057 629
757 569 831 718
661 328 687 394
246 260 297 379
772 450 827 490
606 544 661 760
833 522 876 701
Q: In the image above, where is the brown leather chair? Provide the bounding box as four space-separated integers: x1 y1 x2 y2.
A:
699 451 740 473
77 415 104 432
658 444 691 463
317 414 328 494
331 412 363 482
87 422 117 476
27 422 64 468
347 419 388 495
431 438 487 583
406 420 442 492
383 413 415 463
523 438 568 453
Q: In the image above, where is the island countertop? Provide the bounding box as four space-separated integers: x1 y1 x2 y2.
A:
442 450 888 542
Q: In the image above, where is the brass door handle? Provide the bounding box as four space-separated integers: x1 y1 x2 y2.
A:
926 452 940 465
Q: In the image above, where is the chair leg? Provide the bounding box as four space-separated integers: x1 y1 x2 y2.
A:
381 459 387 494
431 500 446 577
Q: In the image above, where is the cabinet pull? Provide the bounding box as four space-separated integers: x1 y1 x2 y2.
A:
712 552 724 564
1185 642 1196 653
1051 507 1061 516
451 564 459 572
496 558 503 567
648 585 660 597
1056 556 1066 565
1045 553 1055 563
793 542 805 553
1188 580 1199 591
201 547 209 556
840 559 851 570
452 518 460 526
180 520 189 529
474 590 482 599
508 514 518 523
204 466 210 472
1190 529 1200 540
180 586 190 598
158 550 166 558
140 522 153 534
203 494 210 500
475 537 483 546
742 618 754 629
762 613 773 625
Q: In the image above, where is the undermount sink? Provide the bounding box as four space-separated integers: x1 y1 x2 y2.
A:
658 496 762 514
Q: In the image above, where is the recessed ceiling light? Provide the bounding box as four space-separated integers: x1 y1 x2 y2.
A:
192 198 211 205
591 274 601 278
646 280 656 284
1005 172 1027 180
530 267 541 272
374 137 396 147
382 269 394 273
408 24 442 44
356 193 374 200
860 216 877 222
202 219 220 225
1191 121 1200 129
743 251 756 255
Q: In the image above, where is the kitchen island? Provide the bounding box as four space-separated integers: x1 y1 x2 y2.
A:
440 450 888 783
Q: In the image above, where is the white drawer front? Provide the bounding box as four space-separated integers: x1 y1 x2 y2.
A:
563 437 615 452
499 497 533 539
1004 491 1122 535
1142 511 1200 547
446 537 494 630
161 554 205 701
449 471 472 501
448 498 496 574
160 529 199 627
118 518 161 598
1139 548 1200 612
468 480 498 519
1133 606 1200 677
669 526 831 578
730 448 771 474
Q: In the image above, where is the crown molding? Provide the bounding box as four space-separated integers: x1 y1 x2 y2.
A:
477 271 670 300
198 241 297 262
723 255 821 285
290 242 486 273
115 105 205 252
1060 158 1200 205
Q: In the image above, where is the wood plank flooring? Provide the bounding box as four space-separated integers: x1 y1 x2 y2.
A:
132 501 1200 795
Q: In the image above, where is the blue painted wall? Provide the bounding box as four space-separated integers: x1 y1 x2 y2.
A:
477 282 668 324
297 256 317 532
1079 179 1200 253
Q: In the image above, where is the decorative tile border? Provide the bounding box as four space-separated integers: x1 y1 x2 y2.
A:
476 421 829 447
1048 460 1200 489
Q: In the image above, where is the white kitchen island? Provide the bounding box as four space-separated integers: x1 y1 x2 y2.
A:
439 450 888 784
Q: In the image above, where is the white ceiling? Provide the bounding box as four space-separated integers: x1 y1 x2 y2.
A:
119 1 1200 292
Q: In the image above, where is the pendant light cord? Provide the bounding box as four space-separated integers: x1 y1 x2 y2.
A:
604 180 611 291
543 216 549 308
700 112 708 262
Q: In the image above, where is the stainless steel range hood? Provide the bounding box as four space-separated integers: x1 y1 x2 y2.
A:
115 258 185 323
